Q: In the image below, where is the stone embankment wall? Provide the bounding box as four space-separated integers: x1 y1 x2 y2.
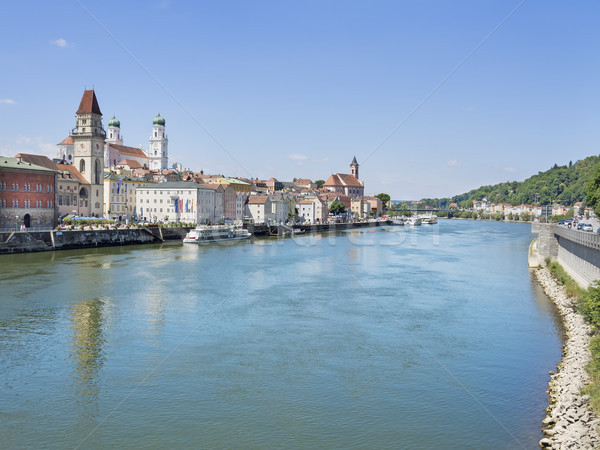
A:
531 267 600 449
0 227 190 254
532 223 600 289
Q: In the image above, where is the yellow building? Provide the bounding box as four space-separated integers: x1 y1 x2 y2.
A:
216 177 251 193
104 174 150 220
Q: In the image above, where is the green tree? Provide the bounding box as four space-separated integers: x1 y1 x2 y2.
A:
587 166 600 217
315 179 325 189
329 200 345 215
375 193 391 210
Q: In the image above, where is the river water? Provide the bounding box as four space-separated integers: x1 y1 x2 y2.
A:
0 220 562 448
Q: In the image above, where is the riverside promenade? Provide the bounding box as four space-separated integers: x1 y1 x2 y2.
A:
530 224 600 448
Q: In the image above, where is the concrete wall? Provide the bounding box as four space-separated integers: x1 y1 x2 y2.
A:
0 229 160 254
533 223 600 288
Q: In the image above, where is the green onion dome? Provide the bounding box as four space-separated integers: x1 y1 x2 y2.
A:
108 116 120 128
153 114 165 126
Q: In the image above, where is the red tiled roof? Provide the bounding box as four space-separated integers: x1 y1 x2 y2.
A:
109 143 148 158
248 195 268 204
58 136 74 145
117 159 142 169
76 90 102 115
15 153 58 171
324 173 363 188
56 164 88 183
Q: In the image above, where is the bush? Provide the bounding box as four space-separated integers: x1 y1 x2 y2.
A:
583 336 600 412
580 282 600 325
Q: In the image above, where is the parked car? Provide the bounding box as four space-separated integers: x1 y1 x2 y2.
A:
582 223 593 232
577 222 585 230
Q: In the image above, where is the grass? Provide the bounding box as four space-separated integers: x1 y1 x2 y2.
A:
547 260 587 299
544 259 600 413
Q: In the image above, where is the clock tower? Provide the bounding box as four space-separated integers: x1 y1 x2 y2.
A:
149 113 168 171
72 89 106 217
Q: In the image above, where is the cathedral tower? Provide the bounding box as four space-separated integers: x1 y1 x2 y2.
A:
72 89 105 217
106 116 123 145
149 114 168 171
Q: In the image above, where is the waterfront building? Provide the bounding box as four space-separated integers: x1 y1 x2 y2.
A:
362 196 383 217
323 156 364 198
246 196 271 224
71 89 106 217
56 164 87 217
136 181 215 224
298 197 327 224
350 197 368 219
236 192 248 221
104 173 150 221
0 156 57 229
200 184 224 223
222 184 237 220
148 114 168 171
15 153 89 219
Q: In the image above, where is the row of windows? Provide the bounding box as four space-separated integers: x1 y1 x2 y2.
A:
58 195 77 206
0 182 52 192
6 200 53 208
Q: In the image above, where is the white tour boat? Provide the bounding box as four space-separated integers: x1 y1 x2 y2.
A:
405 217 422 226
183 225 251 243
420 215 438 224
391 217 405 226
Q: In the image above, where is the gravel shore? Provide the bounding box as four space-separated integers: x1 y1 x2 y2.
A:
532 266 600 449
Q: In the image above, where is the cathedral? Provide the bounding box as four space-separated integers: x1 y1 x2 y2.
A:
56 91 169 173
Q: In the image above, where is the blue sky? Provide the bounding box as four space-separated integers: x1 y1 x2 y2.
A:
1 1 599 200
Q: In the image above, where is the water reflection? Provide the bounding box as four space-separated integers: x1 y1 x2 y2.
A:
69 298 105 417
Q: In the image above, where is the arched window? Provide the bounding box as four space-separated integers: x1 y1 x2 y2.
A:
95 159 101 184
80 159 85 173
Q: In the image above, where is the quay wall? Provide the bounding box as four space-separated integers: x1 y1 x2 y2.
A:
0 222 390 254
532 223 600 288
0 228 192 254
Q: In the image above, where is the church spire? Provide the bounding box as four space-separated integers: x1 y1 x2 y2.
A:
350 156 359 179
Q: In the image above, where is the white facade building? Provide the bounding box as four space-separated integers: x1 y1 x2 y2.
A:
136 181 215 224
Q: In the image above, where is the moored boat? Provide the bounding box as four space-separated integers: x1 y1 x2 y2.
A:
183 225 251 243
420 215 438 224
405 217 422 226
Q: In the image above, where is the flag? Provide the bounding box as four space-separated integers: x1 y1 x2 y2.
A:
174 199 178 213
141 207 144 217
117 179 122 193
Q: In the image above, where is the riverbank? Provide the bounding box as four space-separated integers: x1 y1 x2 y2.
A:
530 266 600 448
0 221 393 254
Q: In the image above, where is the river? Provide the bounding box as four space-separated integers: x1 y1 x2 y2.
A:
0 220 562 448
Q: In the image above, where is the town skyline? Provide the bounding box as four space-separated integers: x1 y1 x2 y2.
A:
1 1 599 200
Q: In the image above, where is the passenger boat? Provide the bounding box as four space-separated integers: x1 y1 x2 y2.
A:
420 215 438 224
405 217 422 226
391 217 405 226
183 225 251 243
